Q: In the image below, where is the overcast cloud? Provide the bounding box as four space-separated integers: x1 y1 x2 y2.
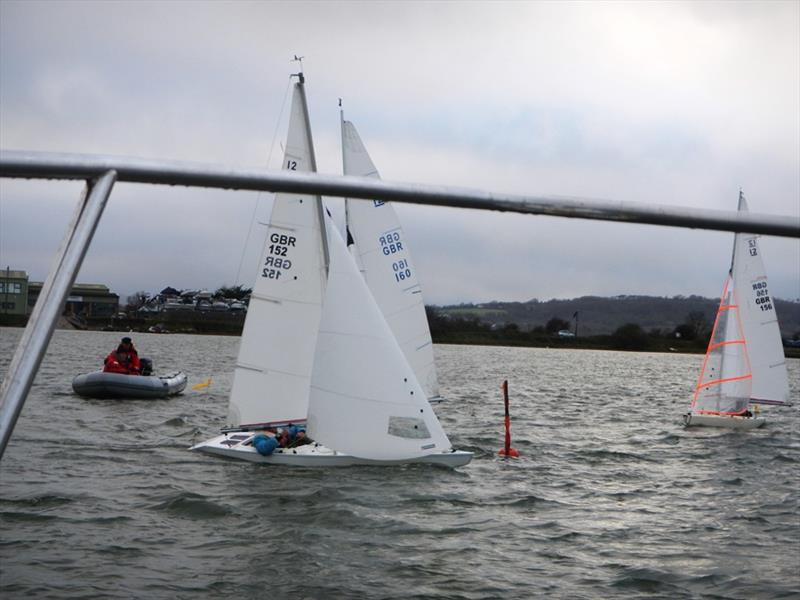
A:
1 0 798 306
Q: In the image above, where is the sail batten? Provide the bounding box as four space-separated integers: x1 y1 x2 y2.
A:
700 374 753 388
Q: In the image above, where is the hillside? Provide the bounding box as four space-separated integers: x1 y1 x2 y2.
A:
436 295 800 339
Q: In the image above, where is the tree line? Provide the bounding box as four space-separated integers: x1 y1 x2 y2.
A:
425 306 720 353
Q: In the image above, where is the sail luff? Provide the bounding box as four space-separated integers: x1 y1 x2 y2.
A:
297 76 329 276
341 109 352 247
341 110 365 275
728 191 747 273
734 288 755 380
692 279 729 409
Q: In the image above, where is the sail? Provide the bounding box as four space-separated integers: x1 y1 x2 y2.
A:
341 117 441 400
731 193 791 405
307 216 452 460
692 277 752 415
227 79 326 428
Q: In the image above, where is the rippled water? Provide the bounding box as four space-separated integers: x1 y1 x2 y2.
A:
1 327 798 599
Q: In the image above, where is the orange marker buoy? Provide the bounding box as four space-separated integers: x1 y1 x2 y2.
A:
498 380 520 458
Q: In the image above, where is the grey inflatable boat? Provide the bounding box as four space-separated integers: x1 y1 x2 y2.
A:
72 370 188 399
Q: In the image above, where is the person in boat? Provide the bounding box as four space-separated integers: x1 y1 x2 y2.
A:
279 426 312 448
276 428 291 448
287 428 312 448
263 426 313 449
103 336 141 375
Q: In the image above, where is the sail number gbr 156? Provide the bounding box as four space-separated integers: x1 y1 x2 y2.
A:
752 280 773 312
262 233 295 280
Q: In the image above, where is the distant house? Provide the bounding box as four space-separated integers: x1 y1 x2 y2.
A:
27 281 119 318
0 269 29 315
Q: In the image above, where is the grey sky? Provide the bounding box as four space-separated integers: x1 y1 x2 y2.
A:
1 0 798 306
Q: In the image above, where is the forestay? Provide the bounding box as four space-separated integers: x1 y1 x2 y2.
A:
692 277 752 415
307 216 452 460
227 80 326 428
731 194 790 405
341 118 441 401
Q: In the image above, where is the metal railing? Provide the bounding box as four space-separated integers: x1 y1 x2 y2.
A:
1 150 799 458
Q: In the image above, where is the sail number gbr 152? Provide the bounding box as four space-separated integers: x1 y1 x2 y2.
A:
262 233 295 280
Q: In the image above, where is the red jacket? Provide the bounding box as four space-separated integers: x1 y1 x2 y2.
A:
103 349 141 375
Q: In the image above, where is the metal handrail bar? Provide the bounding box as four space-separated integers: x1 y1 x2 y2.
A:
1 148 799 459
2 150 799 238
0 170 117 458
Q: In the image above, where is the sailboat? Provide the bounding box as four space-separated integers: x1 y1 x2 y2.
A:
684 192 792 429
340 113 443 402
191 74 471 467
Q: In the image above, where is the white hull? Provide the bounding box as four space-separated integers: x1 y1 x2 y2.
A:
683 413 766 430
191 433 472 467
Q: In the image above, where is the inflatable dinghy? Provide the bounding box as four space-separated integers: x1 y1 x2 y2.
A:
72 370 187 399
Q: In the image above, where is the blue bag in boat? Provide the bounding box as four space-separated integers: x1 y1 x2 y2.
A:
253 434 279 456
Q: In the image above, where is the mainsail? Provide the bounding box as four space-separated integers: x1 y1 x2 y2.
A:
341 117 441 401
730 193 791 405
227 77 326 428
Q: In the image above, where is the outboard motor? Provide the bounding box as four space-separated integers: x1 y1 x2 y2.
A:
140 357 153 376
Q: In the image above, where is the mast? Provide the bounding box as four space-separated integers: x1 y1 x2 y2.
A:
295 70 329 276
728 191 744 275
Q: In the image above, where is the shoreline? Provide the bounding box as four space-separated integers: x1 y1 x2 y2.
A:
3 323 798 359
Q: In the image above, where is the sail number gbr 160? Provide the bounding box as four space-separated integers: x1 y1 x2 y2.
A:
262 233 295 279
392 259 412 283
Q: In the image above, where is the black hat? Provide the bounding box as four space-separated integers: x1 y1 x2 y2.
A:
121 337 132 344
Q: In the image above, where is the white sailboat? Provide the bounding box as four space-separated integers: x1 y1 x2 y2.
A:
191 74 471 467
340 114 442 402
684 192 791 429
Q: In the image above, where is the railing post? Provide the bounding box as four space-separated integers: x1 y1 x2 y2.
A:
0 170 117 458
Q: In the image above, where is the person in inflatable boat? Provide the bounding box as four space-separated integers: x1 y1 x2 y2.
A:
103 336 141 375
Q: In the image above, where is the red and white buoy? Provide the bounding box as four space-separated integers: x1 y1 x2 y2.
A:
498 380 519 458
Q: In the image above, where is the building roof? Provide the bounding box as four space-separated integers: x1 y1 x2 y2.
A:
29 282 118 298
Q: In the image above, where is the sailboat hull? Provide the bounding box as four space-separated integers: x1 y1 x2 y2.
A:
190 433 473 467
683 413 766 430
